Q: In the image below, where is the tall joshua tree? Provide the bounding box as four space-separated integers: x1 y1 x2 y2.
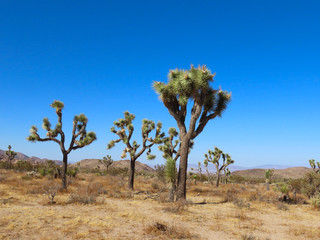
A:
153 65 231 200
309 159 320 174
5 145 17 169
26 100 96 189
107 111 164 190
204 147 234 187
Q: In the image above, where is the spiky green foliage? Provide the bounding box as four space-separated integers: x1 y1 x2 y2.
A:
165 157 177 183
204 147 234 187
26 100 96 189
108 111 164 189
309 159 320 174
153 65 231 139
5 145 17 169
50 100 64 110
165 157 177 202
158 127 194 161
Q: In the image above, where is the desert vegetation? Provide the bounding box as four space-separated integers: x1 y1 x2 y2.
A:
0 65 319 239
0 165 319 239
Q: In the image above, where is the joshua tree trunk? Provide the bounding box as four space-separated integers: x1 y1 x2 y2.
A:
216 174 220 187
168 181 175 202
129 159 136 190
61 153 68 190
176 138 190 200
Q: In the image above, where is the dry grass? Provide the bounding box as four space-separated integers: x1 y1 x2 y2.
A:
0 170 319 239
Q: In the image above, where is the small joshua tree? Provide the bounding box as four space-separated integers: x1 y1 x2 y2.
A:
5 145 17 169
191 162 203 184
26 100 96 189
99 155 113 172
204 147 234 187
203 158 213 184
265 169 274 190
107 111 164 190
153 65 231 200
309 159 320 174
265 169 274 183
165 157 177 202
224 168 231 184
158 127 193 200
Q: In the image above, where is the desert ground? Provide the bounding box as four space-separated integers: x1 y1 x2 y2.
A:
0 170 319 240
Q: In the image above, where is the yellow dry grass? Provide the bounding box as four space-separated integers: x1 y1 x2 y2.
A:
0 170 319 240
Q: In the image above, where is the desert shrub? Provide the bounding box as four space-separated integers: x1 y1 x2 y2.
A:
0 174 6 182
154 164 166 182
21 175 33 180
43 181 60 204
289 178 305 194
301 173 320 198
162 200 187 214
276 202 289 211
0 161 7 169
151 181 160 191
241 234 257 240
224 188 239 202
68 185 97 204
145 222 195 239
14 160 34 172
279 183 289 195
233 198 251 209
311 193 320 209
108 167 129 176
67 167 79 178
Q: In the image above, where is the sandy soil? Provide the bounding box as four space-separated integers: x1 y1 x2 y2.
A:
0 171 319 240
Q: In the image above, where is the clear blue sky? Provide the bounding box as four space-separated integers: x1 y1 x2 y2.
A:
1 0 319 167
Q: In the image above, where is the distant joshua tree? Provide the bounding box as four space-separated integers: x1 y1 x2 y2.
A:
107 111 164 190
27 100 96 189
309 159 320 174
5 145 17 169
204 147 234 187
99 155 114 172
153 65 231 200
265 169 275 183
265 169 274 190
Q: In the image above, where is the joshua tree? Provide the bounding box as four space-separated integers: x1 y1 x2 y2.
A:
265 169 274 183
309 159 320 174
99 155 113 172
265 169 274 190
26 100 96 189
107 111 164 190
153 65 231 200
165 157 177 202
203 158 213 184
204 147 234 187
191 162 203 183
224 168 231 184
5 145 17 169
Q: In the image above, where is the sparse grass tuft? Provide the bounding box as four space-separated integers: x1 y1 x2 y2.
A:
145 222 196 239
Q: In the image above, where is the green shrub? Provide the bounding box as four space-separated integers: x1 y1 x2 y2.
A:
301 173 320 198
311 193 320 209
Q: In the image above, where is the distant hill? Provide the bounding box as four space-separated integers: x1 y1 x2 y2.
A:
0 149 62 165
232 167 312 179
73 159 156 173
